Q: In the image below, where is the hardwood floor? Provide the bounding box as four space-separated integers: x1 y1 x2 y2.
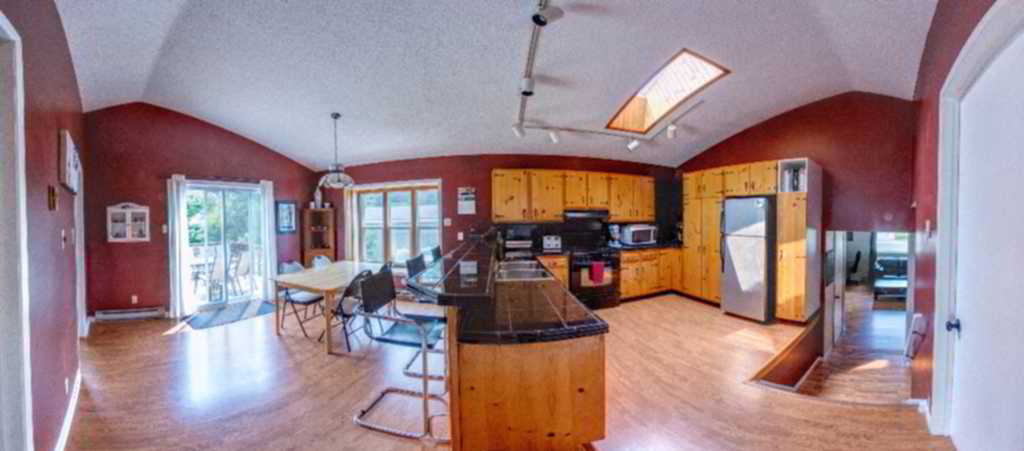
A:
798 286 912 404
69 294 950 450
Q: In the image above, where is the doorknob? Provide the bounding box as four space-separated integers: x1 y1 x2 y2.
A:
945 318 962 334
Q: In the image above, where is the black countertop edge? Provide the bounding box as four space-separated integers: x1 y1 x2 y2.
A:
459 323 610 345
611 242 683 250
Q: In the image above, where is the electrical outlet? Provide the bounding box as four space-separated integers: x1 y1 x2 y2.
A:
443 217 452 227
64 377 69 395
457 232 464 241
131 295 139 305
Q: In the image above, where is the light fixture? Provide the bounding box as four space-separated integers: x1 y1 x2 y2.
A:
626 139 641 151
512 122 526 138
666 124 678 139
532 4 564 27
520 77 535 96
318 112 354 188
548 130 560 144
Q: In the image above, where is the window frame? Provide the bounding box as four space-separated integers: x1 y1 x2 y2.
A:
354 183 441 265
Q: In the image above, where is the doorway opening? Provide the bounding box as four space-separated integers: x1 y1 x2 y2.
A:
800 230 912 404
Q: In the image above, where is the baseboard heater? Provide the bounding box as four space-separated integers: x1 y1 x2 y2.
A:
94 307 165 321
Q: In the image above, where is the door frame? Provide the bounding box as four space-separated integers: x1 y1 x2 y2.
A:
0 12 33 450
932 0 1024 435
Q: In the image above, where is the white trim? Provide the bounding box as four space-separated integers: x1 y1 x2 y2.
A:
75 171 88 338
349 178 442 192
52 369 80 451
932 0 1024 435
0 12 34 451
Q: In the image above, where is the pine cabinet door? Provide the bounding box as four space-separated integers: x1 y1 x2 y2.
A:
528 170 565 221
636 177 655 221
776 192 808 320
701 198 722 255
609 175 633 222
700 169 724 199
587 173 611 209
683 199 702 248
749 161 778 195
564 171 588 209
703 251 721 303
492 170 529 222
682 246 703 296
682 173 699 201
722 165 751 196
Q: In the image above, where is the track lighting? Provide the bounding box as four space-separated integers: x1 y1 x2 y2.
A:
520 77 535 96
548 130 560 144
532 4 564 27
626 139 641 151
512 123 526 138
666 124 678 139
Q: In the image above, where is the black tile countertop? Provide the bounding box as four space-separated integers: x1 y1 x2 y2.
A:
610 241 683 250
406 236 609 344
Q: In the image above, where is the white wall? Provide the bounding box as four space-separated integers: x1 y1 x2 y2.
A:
951 25 1024 451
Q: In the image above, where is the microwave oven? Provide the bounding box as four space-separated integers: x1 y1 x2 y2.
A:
621 224 658 245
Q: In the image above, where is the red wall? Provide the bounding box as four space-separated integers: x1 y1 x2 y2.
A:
325 155 675 257
909 0 995 400
680 91 918 232
83 103 318 313
0 1 85 449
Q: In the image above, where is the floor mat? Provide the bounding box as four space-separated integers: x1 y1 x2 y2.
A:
187 301 276 329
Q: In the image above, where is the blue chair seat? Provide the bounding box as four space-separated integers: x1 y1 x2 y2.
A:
376 319 444 349
281 290 323 305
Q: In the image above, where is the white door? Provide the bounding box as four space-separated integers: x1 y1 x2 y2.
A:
951 26 1024 450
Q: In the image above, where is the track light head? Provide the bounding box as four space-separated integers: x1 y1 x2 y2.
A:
666 124 678 139
626 139 641 151
512 123 526 138
520 77 535 97
548 130 560 144
532 4 564 27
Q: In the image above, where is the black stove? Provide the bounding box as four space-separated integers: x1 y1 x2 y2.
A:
562 211 621 309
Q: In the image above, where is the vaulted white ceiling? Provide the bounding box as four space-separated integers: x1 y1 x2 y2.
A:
56 0 937 169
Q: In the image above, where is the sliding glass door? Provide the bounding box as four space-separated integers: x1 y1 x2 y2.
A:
184 183 266 309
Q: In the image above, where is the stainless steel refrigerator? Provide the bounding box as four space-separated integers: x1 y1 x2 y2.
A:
722 197 775 322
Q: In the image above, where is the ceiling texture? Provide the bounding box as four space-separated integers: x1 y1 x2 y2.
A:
56 0 938 169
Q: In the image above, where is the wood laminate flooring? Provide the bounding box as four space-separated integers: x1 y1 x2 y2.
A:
798 286 912 404
69 294 950 450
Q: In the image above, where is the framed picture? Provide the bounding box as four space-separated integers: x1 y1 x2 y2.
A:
276 201 297 234
59 129 81 194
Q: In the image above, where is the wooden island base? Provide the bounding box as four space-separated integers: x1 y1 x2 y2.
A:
446 308 606 450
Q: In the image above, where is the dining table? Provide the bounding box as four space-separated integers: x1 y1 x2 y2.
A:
272 260 382 354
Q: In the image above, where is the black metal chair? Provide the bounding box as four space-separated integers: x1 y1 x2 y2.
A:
429 246 442 263
352 265 448 444
317 269 373 353
278 261 324 338
406 254 427 278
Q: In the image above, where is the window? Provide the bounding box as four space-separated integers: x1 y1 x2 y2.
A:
607 49 728 134
356 185 441 264
875 232 910 256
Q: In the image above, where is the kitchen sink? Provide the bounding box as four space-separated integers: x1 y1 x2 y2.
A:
496 269 554 281
499 261 544 271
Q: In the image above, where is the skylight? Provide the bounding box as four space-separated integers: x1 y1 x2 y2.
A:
607 49 728 134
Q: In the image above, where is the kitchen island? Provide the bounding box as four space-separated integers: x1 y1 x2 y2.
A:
407 235 608 451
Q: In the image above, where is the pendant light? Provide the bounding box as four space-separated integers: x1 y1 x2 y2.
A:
318 112 354 188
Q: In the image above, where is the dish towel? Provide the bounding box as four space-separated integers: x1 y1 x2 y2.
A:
590 261 604 284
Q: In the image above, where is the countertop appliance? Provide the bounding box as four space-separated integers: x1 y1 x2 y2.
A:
542 235 562 253
621 224 658 246
722 197 776 322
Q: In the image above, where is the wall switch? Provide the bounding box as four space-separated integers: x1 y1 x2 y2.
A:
162 224 168 234
443 218 452 227
457 232 464 241
60 229 66 250
64 377 69 395
131 295 139 305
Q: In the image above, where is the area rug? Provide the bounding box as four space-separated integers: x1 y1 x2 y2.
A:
186 301 275 330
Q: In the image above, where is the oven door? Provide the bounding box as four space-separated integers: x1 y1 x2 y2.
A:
570 254 621 309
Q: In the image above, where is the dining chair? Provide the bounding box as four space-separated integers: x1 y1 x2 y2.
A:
405 254 427 278
429 246 442 263
318 269 373 353
352 265 448 443
312 255 332 268
278 261 324 338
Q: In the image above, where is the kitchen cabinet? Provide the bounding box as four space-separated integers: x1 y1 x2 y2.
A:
658 249 680 292
678 196 722 303
536 254 569 288
748 161 778 195
527 170 565 221
681 246 702 294
564 171 588 209
698 168 724 199
620 249 678 299
492 169 530 222
776 192 808 321
587 172 611 209
722 164 751 196
682 172 699 201
493 169 653 223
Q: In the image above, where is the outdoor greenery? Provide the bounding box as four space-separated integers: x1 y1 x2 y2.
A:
187 189 262 246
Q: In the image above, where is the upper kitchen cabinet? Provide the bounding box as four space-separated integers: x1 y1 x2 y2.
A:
748 161 778 195
492 169 530 222
699 168 724 199
564 171 589 209
682 172 699 201
721 164 751 196
721 161 779 196
610 174 655 223
587 172 612 209
636 176 655 221
528 170 565 221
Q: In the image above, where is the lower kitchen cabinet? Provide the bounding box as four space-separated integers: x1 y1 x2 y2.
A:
536 255 569 288
620 249 680 299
